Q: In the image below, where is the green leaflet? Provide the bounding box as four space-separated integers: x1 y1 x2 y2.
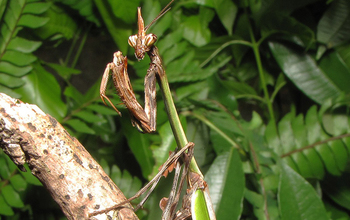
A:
269 41 342 104
278 163 328 220
317 0 350 48
267 105 350 179
205 148 244 220
0 0 50 97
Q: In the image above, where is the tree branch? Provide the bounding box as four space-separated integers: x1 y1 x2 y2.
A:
0 93 138 220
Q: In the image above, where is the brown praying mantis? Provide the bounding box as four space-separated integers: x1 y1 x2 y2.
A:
100 0 174 133
97 0 216 219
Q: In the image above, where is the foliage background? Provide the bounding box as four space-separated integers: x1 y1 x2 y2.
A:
0 0 350 219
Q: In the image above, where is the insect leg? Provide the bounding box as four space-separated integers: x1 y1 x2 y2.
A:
100 63 122 116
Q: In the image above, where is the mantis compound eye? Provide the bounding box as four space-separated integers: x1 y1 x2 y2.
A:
128 35 138 48
144 34 157 47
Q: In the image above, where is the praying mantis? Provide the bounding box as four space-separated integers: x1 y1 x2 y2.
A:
100 0 174 133
97 1 216 219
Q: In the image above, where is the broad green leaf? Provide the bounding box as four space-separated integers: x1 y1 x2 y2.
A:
121 118 153 179
0 61 32 77
319 50 350 93
182 8 212 47
2 185 24 208
269 41 342 104
14 62 67 121
205 148 244 220
261 13 314 47
108 0 140 24
278 163 328 220
65 119 95 134
317 0 350 48
93 0 131 53
336 43 350 71
0 194 14 216
212 0 237 35
18 14 49 28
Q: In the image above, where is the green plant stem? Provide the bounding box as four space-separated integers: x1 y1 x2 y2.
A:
156 58 202 176
248 23 277 132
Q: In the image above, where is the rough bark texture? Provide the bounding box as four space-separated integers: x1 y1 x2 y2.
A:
0 93 139 220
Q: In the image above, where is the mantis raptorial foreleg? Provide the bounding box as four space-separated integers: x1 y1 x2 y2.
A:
99 51 156 133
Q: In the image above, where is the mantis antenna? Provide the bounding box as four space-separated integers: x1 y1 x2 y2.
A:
145 0 175 31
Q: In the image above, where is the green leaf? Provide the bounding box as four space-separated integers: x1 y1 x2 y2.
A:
93 0 131 53
0 61 32 77
0 73 25 88
108 0 141 24
317 0 350 48
65 119 96 134
319 50 350 94
45 63 81 79
0 194 14 216
261 13 314 47
212 0 237 35
0 85 21 98
205 148 244 220
121 118 153 179
9 174 27 192
278 163 328 220
34 5 78 40
182 7 213 47
2 185 24 208
269 41 342 104
305 106 341 176
1 50 37 66
58 0 100 26
73 110 106 123
23 2 51 14
7 37 41 53
86 104 120 115
18 14 49 28
14 62 67 121
0 157 11 179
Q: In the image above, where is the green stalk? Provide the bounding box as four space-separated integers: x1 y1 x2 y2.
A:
248 23 277 131
157 63 202 176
